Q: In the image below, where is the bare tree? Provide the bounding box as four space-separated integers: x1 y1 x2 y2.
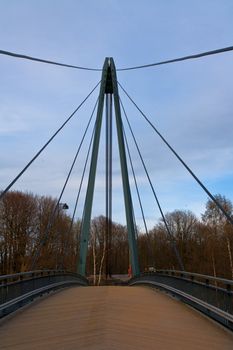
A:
202 194 233 279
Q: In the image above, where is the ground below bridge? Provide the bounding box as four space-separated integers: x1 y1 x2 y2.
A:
1 286 233 349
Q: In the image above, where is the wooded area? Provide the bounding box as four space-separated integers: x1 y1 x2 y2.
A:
0 191 232 281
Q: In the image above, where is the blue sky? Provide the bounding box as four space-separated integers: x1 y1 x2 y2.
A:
0 1 233 229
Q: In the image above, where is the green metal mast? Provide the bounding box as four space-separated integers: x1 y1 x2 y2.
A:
78 58 139 276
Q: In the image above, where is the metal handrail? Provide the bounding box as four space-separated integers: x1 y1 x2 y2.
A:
155 269 233 289
0 270 87 285
0 270 60 280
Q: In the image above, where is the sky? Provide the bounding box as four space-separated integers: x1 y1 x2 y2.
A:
0 0 233 230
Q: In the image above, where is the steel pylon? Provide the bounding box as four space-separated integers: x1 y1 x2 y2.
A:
78 58 139 276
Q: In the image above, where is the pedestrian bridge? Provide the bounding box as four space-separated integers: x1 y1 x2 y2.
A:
1 51 233 349
1 286 233 350
1 270 233 349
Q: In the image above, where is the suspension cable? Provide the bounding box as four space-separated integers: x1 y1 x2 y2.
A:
68 120 96 240
123 125 149 238
118 82 233 226
117 45 233 71
2 46 233 72
123 123 155 264
61 120 97 268
0 49 101 71
120 99 184 270
132 200 139 241
31 99 98 269
0 82 100 201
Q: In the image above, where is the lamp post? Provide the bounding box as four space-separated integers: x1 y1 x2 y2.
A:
58 203 69 211
56 202 69 269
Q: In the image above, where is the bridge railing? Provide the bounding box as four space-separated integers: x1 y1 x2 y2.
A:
129 270 233 330
0 270 88 318
156 269 233 291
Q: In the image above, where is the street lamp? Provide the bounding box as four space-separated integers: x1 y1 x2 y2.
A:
56 202 69 269
58 203 69 210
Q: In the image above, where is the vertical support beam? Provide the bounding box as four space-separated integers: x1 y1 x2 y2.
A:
105 66 113 276
105 93 109 246
108 94 113 276
78 58 109 275
105 93 113 278
110 58 140 276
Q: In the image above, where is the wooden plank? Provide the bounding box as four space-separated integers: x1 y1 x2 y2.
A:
0 286 233 349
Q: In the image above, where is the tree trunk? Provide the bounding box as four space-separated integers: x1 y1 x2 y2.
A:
211 252 217 285
226 236 233 279
98 235 106 286
92 235 97 286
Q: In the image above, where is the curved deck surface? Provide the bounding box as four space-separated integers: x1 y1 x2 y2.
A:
1 286 233 349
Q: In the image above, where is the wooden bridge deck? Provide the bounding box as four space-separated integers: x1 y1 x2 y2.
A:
1 286 233 349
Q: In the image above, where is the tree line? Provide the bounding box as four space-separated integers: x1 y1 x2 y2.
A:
0 191 232 281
